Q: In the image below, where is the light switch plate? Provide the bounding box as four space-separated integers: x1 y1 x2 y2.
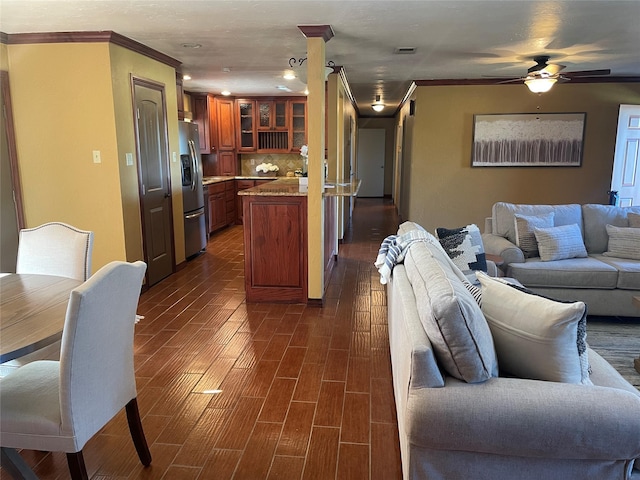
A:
92 150 101 164
125 153 134 166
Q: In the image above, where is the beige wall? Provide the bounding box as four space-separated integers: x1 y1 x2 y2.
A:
0 43 8 70
6 41 184 274
359 117 395 196
401 83 640 233
7 43 125 272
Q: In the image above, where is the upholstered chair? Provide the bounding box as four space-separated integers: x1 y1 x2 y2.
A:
0 261 151 480
0 222 95 378
16 221 94 282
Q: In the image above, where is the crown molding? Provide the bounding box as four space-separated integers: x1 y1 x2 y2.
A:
415 77 640 87
4 31 181 69
298 25 334 43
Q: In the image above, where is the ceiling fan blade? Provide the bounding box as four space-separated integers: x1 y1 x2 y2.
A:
495 78 526 84
564 69 611 77
539 63 565 75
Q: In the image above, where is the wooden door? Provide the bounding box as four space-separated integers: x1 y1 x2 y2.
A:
133 78 174 286
611 104 640 206
357 128 385 197
0 71 23 273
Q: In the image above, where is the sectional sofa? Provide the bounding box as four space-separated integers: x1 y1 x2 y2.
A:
482 202 640 317
386 221 640 480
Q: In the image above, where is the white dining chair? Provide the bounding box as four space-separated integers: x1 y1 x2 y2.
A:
0 261 151 480
16 221 94 281
1 222 95 378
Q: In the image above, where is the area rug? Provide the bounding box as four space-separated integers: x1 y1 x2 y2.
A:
587 316 640 391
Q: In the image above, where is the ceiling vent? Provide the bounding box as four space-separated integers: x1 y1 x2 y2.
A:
394 47 416 55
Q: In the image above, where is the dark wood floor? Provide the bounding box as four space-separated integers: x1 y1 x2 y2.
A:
13 198 403 480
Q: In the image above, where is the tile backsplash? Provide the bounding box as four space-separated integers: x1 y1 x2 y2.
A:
240 153 304 177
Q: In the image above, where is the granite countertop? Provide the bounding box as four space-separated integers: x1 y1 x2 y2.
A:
202 175 280 185
237 178 361 197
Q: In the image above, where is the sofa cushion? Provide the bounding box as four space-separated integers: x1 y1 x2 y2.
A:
404 243 498 383
592 254 640 290
629 212 640 228
436 224 487 283
492 202 582 245
582 204 640 254
603 225 640 260
508 256 619 289
514 212 555 258
534 224 588 261
477 272 591 385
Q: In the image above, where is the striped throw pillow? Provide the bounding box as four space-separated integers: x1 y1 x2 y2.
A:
533 224 587 261
603 224 640 260
514 212 555 258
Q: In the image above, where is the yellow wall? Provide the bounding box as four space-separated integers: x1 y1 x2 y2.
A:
6 41 184 273
7 43 125 272
402 83 640 232
109 43 184 265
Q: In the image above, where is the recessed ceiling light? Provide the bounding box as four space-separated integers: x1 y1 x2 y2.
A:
182 74 191 81
181 43 202 49
221 90 231 96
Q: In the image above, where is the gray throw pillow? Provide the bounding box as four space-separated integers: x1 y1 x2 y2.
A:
534 224 587 261
628 212 640 228
603 224 640 260
514 212 555 258
404 243 498 383
477 272 591 385
436 224 487 284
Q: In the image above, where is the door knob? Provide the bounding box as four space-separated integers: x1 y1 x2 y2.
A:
164 193 171 198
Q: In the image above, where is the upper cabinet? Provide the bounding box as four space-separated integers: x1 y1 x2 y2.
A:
238 97 306 153
192 93 216 154
215 97 236 151
236 99 256 152
257 100 288 130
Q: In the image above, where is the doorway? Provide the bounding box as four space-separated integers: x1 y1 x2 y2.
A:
132 77 175 286
357 128 385 197
611 104 640 207
0 71 24 272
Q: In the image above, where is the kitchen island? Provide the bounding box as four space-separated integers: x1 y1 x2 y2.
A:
239 178 360 303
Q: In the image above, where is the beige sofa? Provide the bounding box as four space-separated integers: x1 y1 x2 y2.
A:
386 221 640 480
482 202 640 317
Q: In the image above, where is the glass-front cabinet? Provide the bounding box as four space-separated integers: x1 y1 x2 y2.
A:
258 100 288 130
290 100 307 152
236 99 256 152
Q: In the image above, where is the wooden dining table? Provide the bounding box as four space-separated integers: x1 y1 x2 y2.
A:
1 273 82 479
1 273 81 363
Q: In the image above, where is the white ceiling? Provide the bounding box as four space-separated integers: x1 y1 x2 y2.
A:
1 0 639 115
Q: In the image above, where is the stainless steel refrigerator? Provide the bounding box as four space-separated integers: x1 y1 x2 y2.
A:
179 121 207 258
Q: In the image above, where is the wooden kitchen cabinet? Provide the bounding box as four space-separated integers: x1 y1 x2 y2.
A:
192 93 216 154
217 151 237 176
224 180 235 225
215 97 235 150
236 99 256 152
290 100 307 152
176 72 185 121
243 194 308 303
207 182 230 233
257 100 288 130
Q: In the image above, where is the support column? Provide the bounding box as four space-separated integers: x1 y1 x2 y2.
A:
298 25 334 303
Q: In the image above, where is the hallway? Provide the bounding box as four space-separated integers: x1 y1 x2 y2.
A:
16 198 403 479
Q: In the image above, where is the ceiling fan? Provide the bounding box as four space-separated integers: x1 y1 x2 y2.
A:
499 55 611 93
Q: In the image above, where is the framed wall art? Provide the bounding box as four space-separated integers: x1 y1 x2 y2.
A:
471 113 586 167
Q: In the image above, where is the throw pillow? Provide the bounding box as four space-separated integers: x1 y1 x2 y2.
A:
628 212 640 228
514 212 555 258
404 244 498 384
436 224 487 283
533 224 588 261
476 272 591 385
603 224 640 260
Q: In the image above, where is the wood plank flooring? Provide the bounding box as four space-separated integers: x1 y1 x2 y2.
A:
10 198 403 480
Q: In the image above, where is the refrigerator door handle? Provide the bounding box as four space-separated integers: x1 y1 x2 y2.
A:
185 210 205 220
188 139 198 191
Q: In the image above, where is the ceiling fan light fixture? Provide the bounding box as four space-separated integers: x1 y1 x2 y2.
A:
372 94 385 112
283 70 296 80
524 77 557 93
